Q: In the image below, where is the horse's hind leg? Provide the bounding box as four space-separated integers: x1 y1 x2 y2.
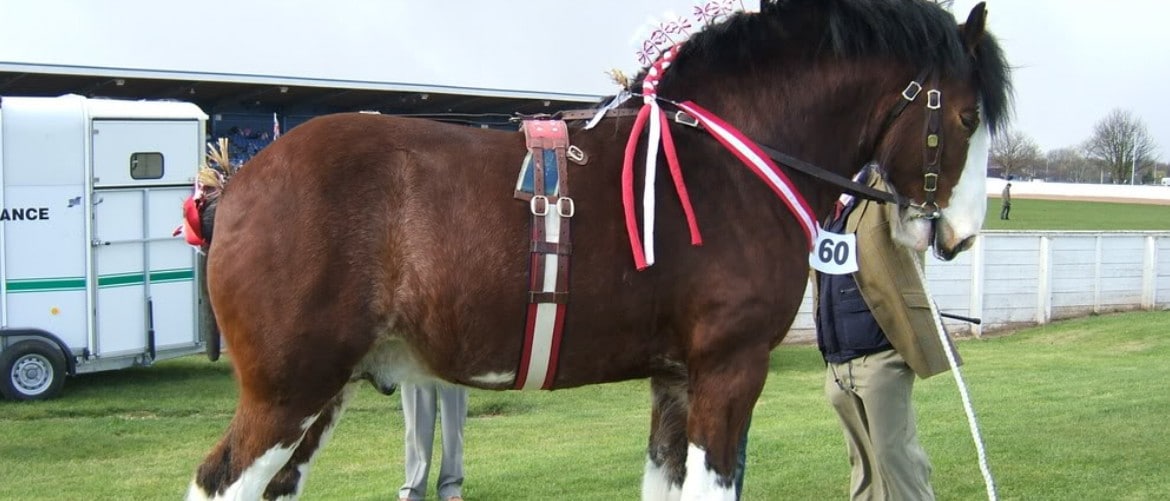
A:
188 367 358 500
643 375 689 501
187 398 317 500
262 384 358 499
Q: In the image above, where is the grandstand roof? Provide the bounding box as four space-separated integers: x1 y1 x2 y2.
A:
0 68 595 117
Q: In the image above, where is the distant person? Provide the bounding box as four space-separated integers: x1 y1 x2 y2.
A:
398 383 467 501
1000 182 1012 220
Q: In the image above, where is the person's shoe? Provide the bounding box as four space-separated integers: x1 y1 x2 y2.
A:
445 497 464 501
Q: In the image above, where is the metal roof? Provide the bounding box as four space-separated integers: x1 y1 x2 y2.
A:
0 68 602 121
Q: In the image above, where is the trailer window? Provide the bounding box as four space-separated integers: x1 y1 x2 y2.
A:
130 152 164 180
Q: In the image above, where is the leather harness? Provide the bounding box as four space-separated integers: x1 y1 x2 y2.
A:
513 119 574 390
508 72 947 389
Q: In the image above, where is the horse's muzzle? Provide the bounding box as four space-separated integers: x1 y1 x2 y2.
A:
931 220 976 261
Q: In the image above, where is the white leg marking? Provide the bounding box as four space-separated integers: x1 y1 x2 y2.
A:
213 442 303 500
187 412 321 501
680 443 735 501
185 479 211 501
287 385 357 499
941 116 991 241
642 455 682 501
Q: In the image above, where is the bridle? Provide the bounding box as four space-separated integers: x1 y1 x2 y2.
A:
868 69 947 220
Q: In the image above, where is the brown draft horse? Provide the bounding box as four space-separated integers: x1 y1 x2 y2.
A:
188 1 1011 499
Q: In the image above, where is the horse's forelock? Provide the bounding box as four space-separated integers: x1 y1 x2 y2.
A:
972 32 1014 135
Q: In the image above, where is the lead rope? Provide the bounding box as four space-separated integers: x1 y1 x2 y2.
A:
911 252 998 501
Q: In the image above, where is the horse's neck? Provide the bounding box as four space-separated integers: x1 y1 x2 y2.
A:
671 70 890 220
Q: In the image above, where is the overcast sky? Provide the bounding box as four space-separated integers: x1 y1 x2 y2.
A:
1 0 1165 157
952 0 1170 155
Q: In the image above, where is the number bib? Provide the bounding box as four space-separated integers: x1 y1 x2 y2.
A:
809 229 859 275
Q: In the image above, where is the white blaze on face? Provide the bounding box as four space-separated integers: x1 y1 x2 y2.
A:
939 116 991 243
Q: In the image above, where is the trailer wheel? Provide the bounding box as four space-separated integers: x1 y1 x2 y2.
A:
0 340 67 400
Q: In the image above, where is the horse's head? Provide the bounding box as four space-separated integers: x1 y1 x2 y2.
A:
873 3 1011 260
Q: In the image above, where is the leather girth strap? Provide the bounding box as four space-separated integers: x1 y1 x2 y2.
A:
514 119 574 390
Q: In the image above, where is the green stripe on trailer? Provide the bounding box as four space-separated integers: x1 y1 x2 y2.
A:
6 269 194 293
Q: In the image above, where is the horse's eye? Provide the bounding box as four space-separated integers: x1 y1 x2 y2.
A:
960 111 980 132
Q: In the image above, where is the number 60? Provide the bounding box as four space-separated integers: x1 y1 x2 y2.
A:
818 239 850 265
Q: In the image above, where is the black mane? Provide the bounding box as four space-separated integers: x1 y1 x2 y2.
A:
631 0 1012 132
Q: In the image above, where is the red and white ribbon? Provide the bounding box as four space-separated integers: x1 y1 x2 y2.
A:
674 100 818 247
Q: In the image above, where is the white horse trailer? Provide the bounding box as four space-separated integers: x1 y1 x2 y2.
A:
0 94 209 400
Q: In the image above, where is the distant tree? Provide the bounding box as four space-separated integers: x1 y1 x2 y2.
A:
1149 160 1170 183
1083 109 1158 184
990 128 1042 179
1046 147 1093 183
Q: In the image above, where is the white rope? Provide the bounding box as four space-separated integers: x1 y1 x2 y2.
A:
912 253 998 501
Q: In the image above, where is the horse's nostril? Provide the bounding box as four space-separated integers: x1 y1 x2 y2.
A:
954 235 975 254
934 234 975 261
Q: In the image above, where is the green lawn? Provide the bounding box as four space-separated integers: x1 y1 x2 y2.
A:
982 198 1170 231
1 311 1168 500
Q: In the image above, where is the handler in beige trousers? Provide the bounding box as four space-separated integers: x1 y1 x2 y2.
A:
814 167 961 501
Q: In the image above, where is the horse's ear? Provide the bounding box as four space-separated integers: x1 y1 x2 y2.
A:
961 2 988 55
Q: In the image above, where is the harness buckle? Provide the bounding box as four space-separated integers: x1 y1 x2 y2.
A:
530 195 550 216
901 81 923 101
567 145 587 165
923 172 939 192
673 111 700 128
556 197 576 218
927 90 942 110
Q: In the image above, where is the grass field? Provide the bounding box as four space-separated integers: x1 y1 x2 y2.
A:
1 311 1168 500
981 197 1170 231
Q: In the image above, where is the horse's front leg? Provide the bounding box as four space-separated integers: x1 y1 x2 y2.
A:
680 333 770 501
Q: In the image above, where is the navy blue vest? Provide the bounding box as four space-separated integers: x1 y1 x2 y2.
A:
816 198 893 364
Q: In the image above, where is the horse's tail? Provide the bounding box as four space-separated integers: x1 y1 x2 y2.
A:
177 138 237 249
188 138 237 248
183 138 238 361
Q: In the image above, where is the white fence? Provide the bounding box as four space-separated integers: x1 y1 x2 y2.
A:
785 231 1170 342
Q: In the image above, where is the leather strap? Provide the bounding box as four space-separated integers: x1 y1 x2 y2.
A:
515 119 574 390
557 107 641 121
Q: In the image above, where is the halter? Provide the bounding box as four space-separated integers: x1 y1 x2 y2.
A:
874 69 946 220
650 69 950 218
